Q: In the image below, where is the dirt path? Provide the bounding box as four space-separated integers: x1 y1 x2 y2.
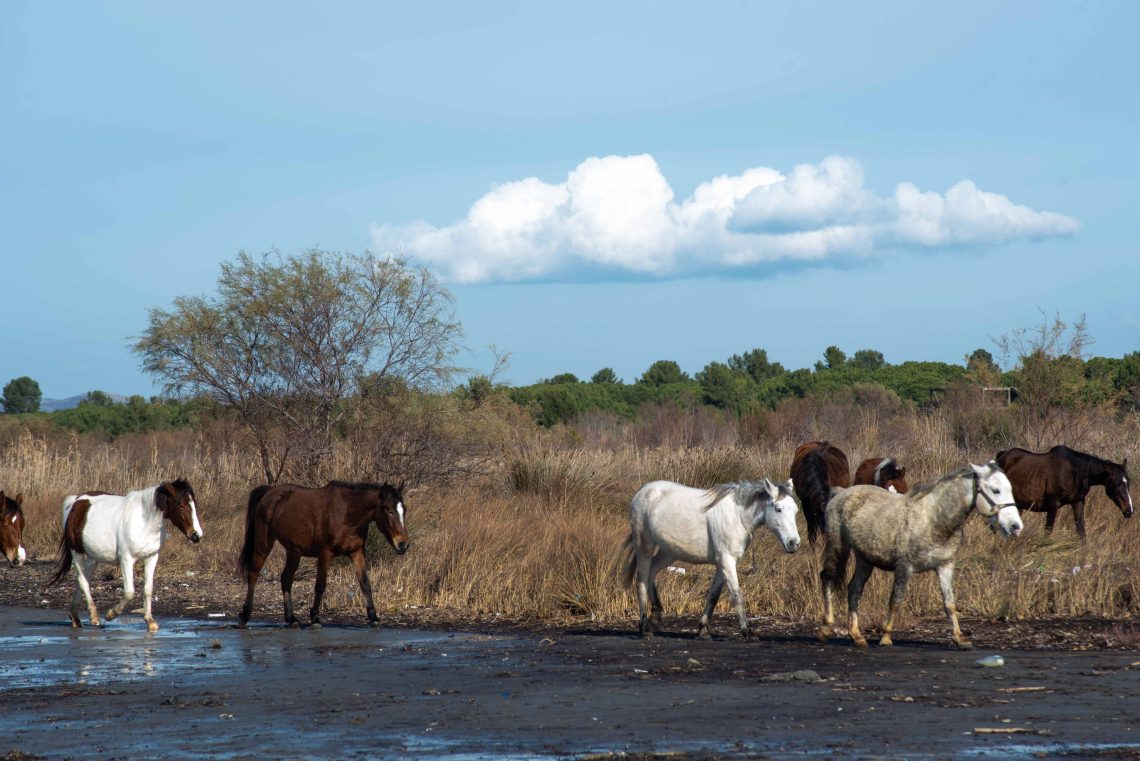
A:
1 606 1139 760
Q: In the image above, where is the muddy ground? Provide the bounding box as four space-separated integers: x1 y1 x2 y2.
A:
2 561 1140 760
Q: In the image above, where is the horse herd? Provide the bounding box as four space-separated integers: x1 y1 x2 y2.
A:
0 443 1131 649
625 442 1132 650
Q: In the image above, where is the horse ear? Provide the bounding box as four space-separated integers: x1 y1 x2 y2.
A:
785 478 794 493
14 493 23 505
898 467 906 477
396 479 406 494
969 462 986 477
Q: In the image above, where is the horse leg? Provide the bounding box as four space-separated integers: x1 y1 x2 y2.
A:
847 556 873 648
880 567 912 647
309 551 331 629
634 545 655 638
1072 500 1087 541
1044 498 1059 533
105 555 137 622
818 541 849 642
238 536 274 628
72 554 100 628
697 568 725 640
646 551 673 632
351 549 380 628
280 552 301 628
937 562 971 650
719 555 751 639
142 554 160 633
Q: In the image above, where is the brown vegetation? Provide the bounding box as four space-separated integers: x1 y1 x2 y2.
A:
0 396 1136 640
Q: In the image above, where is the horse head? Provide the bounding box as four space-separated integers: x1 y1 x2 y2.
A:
879 462 909 494
374 482 410 555
1104 458 1134 519
761 478 801 553
0 492 27 567
155 479 203 543
970 462 1022 538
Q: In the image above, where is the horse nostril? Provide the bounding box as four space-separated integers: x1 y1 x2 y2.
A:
190 532 202 543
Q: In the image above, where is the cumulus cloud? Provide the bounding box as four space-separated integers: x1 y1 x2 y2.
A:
371 155 1079 283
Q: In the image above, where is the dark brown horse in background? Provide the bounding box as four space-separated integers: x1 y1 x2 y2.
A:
853 458 909 493
238 480 409 628
1 491 27 567
789 441 851 544
995 445 1133 540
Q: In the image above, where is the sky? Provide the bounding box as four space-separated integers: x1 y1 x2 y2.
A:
3 1 1138 399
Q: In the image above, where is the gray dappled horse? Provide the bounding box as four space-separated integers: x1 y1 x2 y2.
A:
818 462 1022 650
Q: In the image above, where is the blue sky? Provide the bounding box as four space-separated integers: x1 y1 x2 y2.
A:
3 1 1138 398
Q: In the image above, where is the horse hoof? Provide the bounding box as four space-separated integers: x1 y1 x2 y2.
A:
368 620 381 629
817 627 831 642
697 630 712 641
288 621 300 629
105 611 117 621
852 637 868 648
147 621 159 633
955 639 974 651
310 622 322 631
879 635 893 647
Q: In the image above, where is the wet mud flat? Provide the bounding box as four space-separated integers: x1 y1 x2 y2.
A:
0 607 1138 760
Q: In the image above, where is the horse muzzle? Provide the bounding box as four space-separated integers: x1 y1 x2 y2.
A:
784 537 802 553
394 540 409 555
189 532 202 544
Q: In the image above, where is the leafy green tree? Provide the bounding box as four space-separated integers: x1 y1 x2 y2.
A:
1117 351 1140 410
696 361 755 413
1 376 42 414
546 373 580 384
638 360 688 387
80 390 116 407
135 248 461 482
727 348 785 383
590 368 620 384
815 346 847 372
849 349 886 371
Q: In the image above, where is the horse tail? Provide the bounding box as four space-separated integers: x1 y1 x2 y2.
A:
238 485 270 577
620 532 638 588
49 495 80 586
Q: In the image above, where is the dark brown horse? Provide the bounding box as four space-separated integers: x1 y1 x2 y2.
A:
853 458 909 493
238 480 409 628
789 441 851 543
995 445 1133 540
0 491 27 567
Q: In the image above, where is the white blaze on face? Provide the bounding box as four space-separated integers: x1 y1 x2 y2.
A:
396 502 406 530
189 497 203 538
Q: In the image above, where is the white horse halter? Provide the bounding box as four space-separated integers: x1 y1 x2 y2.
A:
971 474 1016 517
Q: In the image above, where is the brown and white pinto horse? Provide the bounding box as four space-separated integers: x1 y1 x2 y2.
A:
50 480 203 631
995 445 1133 540
238 480 409 629
854 458 909 493
0 491 27 567
789 441 851 544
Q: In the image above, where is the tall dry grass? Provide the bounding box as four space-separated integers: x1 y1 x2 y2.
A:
1 403 1136 632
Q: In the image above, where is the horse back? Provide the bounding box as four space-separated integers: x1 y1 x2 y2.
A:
997 447 1083 506
826 485 911 567
256 483 368 556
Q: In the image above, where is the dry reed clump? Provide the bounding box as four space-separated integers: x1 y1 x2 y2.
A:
1 409 1137 630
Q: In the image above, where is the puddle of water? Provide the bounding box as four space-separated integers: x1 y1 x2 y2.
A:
960 741 1140 759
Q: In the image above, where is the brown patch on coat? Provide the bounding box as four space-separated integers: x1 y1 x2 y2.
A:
854 457 909 494
63 498 94 555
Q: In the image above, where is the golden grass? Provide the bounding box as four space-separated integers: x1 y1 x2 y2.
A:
1 407 1137 632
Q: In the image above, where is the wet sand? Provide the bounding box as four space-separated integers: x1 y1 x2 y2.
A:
1 606 1138 760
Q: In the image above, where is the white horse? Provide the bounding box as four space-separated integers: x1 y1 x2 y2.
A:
623 479 801 639
50 480 203 632
818 461 1022 650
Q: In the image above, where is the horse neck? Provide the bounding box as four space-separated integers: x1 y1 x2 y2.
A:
927 475 976 538
137 487 167 526
342 491 379 530
1081 457 1111 486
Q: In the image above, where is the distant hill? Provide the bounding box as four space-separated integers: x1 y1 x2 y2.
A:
40 393 129 412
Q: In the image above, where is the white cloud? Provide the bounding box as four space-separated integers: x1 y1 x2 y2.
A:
371 155 1079 283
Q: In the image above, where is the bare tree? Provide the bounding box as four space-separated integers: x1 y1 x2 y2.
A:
135 249 462 482
994 310 1101 449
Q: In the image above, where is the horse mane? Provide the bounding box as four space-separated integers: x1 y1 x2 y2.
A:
701 481 777 511
873 458 892 485
906 466 974 499
327 480 400 495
